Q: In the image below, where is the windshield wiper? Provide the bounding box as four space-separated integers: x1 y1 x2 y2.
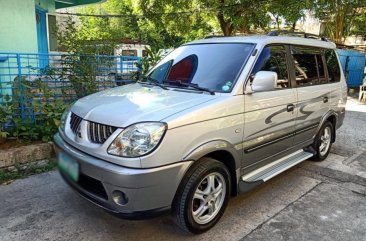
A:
138 74 168 90
164 80 215 95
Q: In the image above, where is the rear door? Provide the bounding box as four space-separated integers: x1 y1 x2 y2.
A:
243 45 297 168
325 49 344 116
289 45 330 145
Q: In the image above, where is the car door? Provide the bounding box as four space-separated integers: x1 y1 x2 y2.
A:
289 45 330 145
325 49 345 117
242 45 297 169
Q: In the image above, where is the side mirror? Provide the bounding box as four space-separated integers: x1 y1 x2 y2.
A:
251 71 277 92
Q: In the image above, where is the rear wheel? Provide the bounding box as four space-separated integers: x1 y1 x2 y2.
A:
172 157 231 234
310 121 333 161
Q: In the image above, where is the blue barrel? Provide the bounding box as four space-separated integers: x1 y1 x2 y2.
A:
337 49 366 88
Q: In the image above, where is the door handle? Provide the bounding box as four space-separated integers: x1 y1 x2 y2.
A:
287 104 295 112
323 96 329 103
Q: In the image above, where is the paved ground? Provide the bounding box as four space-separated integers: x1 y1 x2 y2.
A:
1 97 366 241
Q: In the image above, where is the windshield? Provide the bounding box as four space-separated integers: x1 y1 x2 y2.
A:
148 43 254 93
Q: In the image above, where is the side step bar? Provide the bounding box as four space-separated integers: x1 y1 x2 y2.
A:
239 150 313 192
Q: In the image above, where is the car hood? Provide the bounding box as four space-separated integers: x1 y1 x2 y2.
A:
71 83 217 127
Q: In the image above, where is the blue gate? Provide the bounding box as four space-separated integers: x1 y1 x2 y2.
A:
337 49 366 88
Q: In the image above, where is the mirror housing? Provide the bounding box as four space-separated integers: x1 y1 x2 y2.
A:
251 71 277 92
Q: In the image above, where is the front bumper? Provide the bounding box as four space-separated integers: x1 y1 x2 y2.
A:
54 133 192 219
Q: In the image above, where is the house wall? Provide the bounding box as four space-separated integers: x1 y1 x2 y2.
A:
0 0 38 52
0 0 55 53
0 0 55 101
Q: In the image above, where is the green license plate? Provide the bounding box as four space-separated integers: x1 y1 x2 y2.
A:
58 152 79 182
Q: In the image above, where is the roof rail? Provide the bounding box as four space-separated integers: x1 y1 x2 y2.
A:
267 30 328 42
204 35 225 39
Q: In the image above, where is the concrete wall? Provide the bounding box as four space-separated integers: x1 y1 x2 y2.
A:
344 35 366 46
0 0 38 52
0 0 55 53
296 10 325 36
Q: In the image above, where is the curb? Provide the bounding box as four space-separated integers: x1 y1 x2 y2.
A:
0 142 55 169
301 153 366 187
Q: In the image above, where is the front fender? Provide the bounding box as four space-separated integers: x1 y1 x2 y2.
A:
183 140 241 167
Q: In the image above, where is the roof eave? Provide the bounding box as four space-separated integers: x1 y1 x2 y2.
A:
55 0 105 9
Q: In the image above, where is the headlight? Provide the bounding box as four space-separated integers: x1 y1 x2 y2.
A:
107 122 167 157
60 106 71 131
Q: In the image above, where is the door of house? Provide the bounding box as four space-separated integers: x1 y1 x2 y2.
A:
35 7 48 68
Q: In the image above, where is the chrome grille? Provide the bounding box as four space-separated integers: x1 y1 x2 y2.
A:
70 113 83 134
88 122 117 144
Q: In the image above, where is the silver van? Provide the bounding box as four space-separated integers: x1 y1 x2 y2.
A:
55 34 347 233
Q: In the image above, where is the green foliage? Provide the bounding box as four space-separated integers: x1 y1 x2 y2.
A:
63 0 366 47
268 0 312 30
72 0 214 49
0 77 69 142
139 47 163 74
350 11 366 38
0 159 58 185
313 0 366 43
57 17 116 97
137 0 214 47
79 0 140 42
0 94 10 140
58 16 117 54
56 55 99 98
30 79 69 141
200 0 270 35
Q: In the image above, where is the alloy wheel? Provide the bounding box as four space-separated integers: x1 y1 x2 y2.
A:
319 126 331 156
191 172 226 225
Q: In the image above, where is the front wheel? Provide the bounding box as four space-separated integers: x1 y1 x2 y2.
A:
310 121 333 161
172 157 231 234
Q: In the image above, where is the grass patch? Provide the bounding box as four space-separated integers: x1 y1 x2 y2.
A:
0 159 58 185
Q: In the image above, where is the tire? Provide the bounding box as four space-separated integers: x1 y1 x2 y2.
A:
310 121 334 161
172 157 231 234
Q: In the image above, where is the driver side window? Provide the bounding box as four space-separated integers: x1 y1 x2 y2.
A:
252 45 289 89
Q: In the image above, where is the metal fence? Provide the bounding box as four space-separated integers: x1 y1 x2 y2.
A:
0 52 141 123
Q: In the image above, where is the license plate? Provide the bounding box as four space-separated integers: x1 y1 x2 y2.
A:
58 152 79 182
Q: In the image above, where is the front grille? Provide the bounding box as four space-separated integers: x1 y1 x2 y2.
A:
88 121 117 144
78 173 108 200
70 113 83 134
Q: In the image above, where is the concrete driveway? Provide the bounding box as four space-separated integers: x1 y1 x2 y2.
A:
1 97 366 241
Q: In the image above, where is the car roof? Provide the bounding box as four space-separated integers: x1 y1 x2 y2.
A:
185 35 336 49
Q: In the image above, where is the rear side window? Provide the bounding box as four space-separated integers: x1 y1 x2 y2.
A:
291 46 328 86
325 50 341 83
252 45 289 89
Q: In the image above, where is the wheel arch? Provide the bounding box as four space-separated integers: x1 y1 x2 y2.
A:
318 111 338 143
326 114 337 142
183 140 241 196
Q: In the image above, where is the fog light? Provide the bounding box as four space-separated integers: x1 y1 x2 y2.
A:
112 190 128 206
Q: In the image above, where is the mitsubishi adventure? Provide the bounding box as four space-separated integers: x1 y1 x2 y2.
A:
55 34 347 233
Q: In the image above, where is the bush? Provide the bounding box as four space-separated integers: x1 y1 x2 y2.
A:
0 78 69 142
